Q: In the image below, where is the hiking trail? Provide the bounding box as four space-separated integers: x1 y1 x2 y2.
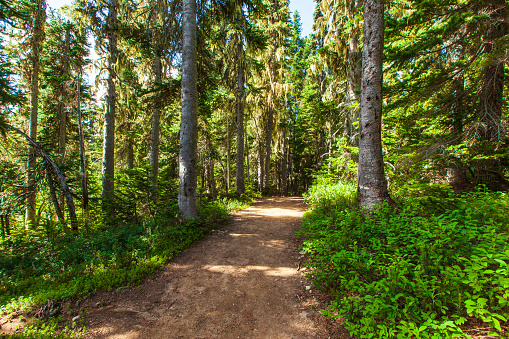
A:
75 197 350 338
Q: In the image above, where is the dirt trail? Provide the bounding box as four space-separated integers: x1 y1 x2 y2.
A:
77 197 349 338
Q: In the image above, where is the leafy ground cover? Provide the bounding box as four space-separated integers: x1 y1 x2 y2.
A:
300 177 509 338
0 197 250 337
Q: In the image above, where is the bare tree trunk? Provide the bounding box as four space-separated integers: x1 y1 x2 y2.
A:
264 2 278 193
126 140 134 169
327 120 332 174
77 69 88 210
1 215 4 239
207 160 217 200
46 165 65 224
264 105 273 191
8 124 78 230
102 0 118 207
258 143 264 191
287 141 293 194
58 26 71 162
477 0 507 142
25 0 46 230
357 0 391 209
226 112 230 198
447 29 467 186
5 211 9 236
179 0 199 219
205 135 217 200
150 53 162 194
345 0 362 145
281 130 288 196
235 42 246 196
246 123 250 187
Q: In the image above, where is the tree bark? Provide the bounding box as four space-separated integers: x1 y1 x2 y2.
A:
204 134 217 200
477 0 507 142
264 105 273 191
46 164 65 224
207 159 217 200
126 139 134 169
281 130 288 196
447 29 467 186
235 42 246 196
5 211 9 236
327 120 332 174
25 0 46 230
179 0 199 219
345 0 362 145
357 0 391 209
246 123 250 187
150 53 163 195
77 69 89 210
102 0 117 207
258 144 264 191
58 26 71 162
226 112 230 198
264 0 278 193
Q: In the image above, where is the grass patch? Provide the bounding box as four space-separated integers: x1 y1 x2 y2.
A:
300 179 509 338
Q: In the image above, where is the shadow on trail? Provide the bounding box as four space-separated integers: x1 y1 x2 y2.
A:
76 197 345 339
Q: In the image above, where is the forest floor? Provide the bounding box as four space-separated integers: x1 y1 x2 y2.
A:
65 197 352 338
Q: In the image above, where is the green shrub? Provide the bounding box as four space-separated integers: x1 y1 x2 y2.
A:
0 197 251 320
4 317 81 338
301 181 509 338
303 177 357 212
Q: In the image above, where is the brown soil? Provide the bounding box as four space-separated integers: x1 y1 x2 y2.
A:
66 197 352 338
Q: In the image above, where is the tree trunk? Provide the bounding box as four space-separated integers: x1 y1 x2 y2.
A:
25 0 46 230
477 0 507 142
207 160 217 200
327 120 332 174
264 105 273 191
264 1 278 193
8 123 78 230
179 0 199 219
246 123 250 186
205 134 217 200
77 69 89 210
102 0 118 207
126 140 134 169
46 164 65 224
5 211 9 236
226 112 230 198
281 130 288 196
58 26 71 162
345 0 362 145
447 29 467 187
235 42 246 196
258 144 264 191
150 53 162 194
357 0 391 209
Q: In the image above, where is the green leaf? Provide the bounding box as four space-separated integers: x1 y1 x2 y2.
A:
492 318 502 331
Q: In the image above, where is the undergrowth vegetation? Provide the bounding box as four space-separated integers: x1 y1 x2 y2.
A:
0 197 250 337
300 178 509 338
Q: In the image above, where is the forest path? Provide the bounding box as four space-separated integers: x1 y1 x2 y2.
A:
78 197 348 338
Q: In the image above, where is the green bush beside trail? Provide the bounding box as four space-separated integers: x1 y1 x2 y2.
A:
300 178 509 338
